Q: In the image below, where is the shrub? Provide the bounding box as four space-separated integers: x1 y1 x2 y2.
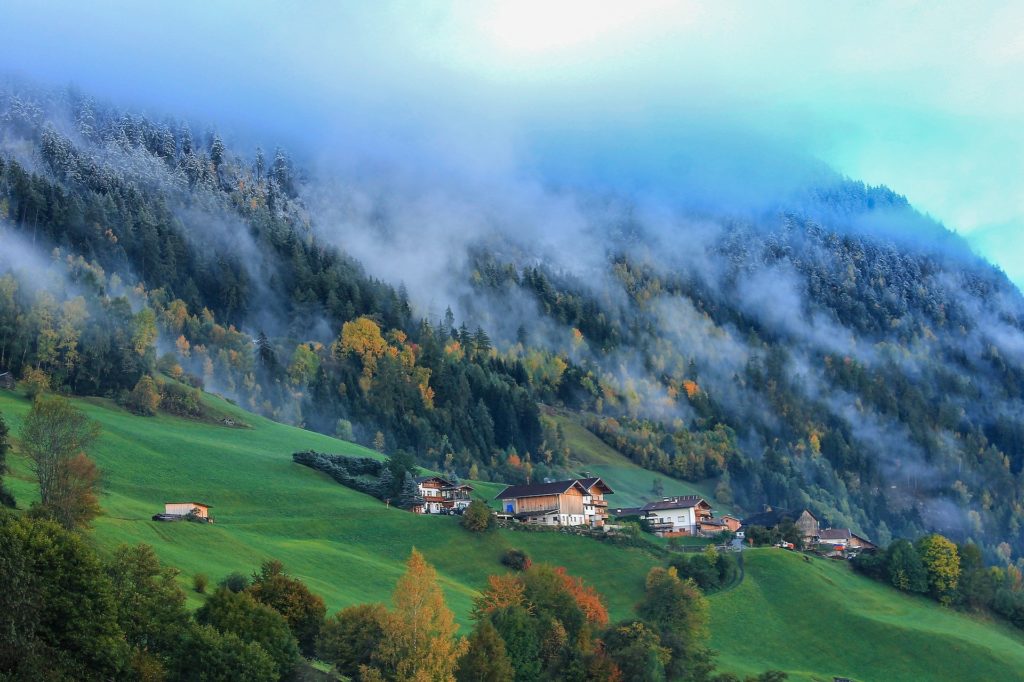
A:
219 572 250 593
461 499 494 533
127 375 160 416
501 548 532 571
21 367 50 400
157 380 202 417
193 573 209 594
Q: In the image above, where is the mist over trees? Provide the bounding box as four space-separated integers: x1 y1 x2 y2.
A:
2 80 1024 564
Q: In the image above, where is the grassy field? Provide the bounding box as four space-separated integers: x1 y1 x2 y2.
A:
709 549 1024 682
0 389 658 623
549 411 727 511
5 388 1024 680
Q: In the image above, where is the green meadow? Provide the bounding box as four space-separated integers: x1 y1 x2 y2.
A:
0 389 657 623
5 388 1024 680
709 549 1024 682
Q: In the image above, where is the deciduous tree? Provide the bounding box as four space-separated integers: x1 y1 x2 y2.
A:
20 395 102 529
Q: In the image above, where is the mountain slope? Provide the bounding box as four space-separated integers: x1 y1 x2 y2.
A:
2 80 1024 560
5 387 1024 679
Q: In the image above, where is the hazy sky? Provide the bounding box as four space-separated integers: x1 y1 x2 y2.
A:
2 1 1021 286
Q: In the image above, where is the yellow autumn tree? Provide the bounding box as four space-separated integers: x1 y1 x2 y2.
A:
370 549 466 681
335 317 392 387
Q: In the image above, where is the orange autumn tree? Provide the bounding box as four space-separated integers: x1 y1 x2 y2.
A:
472 574 529 618
369 549 466 682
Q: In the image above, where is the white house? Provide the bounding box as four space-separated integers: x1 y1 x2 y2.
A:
640 496 714 536
413 476 473 514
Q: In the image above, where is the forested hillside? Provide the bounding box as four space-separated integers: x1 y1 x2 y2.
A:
2 80 1024 563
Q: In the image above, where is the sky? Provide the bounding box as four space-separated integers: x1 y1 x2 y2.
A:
1 0 1022 287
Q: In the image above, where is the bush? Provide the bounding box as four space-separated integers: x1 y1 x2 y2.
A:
219 572 250 593
501 548 532 571
158 380 202 417
127 375 160 415
247 560 326 658
193 573 209 594
461 499 494 533
21 367 50 401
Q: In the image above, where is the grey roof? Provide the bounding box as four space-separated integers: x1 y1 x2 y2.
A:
415 475 453 486
818 528 853 541
495 480 586 500
641 495 709 512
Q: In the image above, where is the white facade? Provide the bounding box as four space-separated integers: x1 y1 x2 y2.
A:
644 506 699 534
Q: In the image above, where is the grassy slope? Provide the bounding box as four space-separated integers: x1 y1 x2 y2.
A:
550 412 728 511
6 390 1024 680
0 389 656 623
709 549 1024 682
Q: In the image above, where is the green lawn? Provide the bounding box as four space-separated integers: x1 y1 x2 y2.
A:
0 389 657 623
550 411 726 510
709 549 1024 682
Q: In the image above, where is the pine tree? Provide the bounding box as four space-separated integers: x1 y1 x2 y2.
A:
395 472 424 510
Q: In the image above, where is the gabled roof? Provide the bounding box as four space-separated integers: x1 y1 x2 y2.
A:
818 528 852 541
576 477 615 495
495 480 587 500
641 495 710 512
742 507 817 528
415 475 454 486
164 501 213 508
611 507 645 517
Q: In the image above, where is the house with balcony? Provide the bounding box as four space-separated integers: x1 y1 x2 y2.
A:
576 477 614 527
640 495 714 536
495 479 590 526
413 476 473 514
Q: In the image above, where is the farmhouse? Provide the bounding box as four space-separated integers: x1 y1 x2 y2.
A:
162 502 211 519
576 477 615 527
700 514 743 534
413 476 473 514
742 506 820 544
495 479 590 526
817 528 876 551
640 495 714 536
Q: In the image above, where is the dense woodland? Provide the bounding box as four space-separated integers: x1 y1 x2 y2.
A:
2 82 1024 566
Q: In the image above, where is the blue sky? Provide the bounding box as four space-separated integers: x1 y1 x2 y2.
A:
1 1 1021 286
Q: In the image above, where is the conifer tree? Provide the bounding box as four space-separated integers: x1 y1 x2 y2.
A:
372 549 466 681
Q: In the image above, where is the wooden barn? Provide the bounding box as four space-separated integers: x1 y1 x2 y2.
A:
495 480 589 526
163 501 212 519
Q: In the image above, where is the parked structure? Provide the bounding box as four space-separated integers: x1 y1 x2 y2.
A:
640 495 714 536
742 506 820 544
413 476 473 514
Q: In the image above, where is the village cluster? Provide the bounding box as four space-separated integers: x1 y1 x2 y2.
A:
413 474 876 555
156 475 875 556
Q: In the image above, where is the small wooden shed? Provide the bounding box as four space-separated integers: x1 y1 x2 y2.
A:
164 502 211 518
0 372 14 390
